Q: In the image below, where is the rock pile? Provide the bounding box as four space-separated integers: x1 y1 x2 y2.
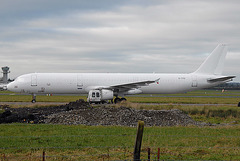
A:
0 99 91 124
44 106 198 126
1 99 203 126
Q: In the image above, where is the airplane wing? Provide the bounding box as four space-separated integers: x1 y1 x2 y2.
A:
207 76 236 83
110 79 159 90
97 78 159 92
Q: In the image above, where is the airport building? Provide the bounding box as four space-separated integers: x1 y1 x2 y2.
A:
0 66 10 84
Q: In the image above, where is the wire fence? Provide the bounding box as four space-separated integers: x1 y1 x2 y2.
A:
0 124 240 160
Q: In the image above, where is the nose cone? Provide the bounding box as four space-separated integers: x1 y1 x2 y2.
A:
7 82 17 92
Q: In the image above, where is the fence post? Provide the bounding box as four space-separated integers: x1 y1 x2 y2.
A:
157 148 160 161
42 151 45 161
147 147 150 161
133 120 144 161
3 153 6 161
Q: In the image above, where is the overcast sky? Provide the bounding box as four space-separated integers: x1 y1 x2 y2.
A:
0 0 239 81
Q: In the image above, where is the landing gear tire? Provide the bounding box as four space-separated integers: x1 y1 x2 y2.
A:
120 98 127 102
110 99 113 104
114 97 121 104
114 97 127 104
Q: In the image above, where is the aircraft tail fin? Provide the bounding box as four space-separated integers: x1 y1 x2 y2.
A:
193 44 228 75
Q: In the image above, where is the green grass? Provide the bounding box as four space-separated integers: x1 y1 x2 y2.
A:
0 94 87 102
1 90 240 104
0 124 239 160
127 96 239 104
1 90 240 160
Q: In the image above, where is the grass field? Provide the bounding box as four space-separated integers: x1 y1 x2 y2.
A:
1 90 240 104
0 124 240 160
1 90 240 160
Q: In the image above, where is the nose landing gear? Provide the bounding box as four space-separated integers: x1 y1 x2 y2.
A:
31 94 36 103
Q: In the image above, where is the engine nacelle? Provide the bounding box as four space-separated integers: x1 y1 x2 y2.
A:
101 89 114 100
87 89 113 103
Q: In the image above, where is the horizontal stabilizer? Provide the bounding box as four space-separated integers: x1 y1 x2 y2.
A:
207 76 236 83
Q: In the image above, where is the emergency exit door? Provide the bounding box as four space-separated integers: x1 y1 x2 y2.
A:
191 75 198 87
31 75 37 86
77 75 83 89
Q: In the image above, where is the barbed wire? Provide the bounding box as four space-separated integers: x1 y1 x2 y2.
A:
145 134 240 138
1 150 239 161
0 134 239 138
3 152 127 159
0 134 135 138
1 144 239 160
0 145 133 150
1 145 240 150
146 145 240 149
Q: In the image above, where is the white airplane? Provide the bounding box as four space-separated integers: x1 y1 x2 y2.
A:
7 44 235 103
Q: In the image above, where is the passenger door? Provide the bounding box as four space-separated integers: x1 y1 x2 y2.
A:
191 75 198 87
31 75 37 86
77 75 83 89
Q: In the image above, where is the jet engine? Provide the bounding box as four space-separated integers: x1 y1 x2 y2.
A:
87 89 114 103
101 89 114 100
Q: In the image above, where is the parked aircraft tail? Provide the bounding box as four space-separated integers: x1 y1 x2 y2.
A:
193 44 228 75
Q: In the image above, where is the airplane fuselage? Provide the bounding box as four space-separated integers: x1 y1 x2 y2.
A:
7 73 222 95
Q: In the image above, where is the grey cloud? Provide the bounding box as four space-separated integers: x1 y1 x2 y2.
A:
0 0 240 81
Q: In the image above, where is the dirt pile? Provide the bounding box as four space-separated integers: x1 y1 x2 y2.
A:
44 106 198 126
1 99 204 126
0 99 91 124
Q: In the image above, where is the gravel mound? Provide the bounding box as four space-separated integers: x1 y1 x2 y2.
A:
1 99 204 126
0 99 91 124
44 106 198 126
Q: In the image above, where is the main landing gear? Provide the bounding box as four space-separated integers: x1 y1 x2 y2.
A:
113 97 127 104
31 94 36 103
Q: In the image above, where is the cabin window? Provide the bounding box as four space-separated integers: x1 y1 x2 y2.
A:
92 92 95 97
